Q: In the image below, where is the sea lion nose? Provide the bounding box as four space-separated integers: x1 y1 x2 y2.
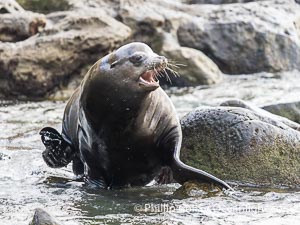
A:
158 56 167 67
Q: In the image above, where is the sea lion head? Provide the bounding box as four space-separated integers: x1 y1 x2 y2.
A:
95 42 168 92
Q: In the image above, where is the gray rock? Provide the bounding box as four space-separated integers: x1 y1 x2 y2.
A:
161 33 223 86
118 0 168 52
220 99 300 131
0 8 131 99
30 208 62 225
118 0 223 86
180 105 300 186
263 101 300 124
118 0 300 75
0 0 46 42
177 0 300 74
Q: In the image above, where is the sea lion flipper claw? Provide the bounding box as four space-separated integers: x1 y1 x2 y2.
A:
40 127 75 168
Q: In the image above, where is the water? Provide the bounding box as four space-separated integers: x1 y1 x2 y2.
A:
1 71 300 225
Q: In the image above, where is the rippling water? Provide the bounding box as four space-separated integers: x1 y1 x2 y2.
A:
1 72 300 224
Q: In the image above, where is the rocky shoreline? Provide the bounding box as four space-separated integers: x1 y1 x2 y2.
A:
1 0 300 99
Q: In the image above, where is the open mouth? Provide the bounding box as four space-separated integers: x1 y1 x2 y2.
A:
139 70 160 90
138 58 167 90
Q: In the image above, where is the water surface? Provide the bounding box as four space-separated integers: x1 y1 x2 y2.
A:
1 72 300 225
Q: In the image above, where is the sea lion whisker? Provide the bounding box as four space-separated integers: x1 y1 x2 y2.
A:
163 70 172 84
167 59 186 68
161 68 173 84
172 63 186 67
158 70 165 79
168 64 180 69
166 66 180 78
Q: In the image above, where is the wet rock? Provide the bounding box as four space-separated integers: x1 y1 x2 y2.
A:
262 101 300 124
161 33 223 86
177 0 300 74
0 0 46 42
174 181 222 198
0 9 131 99
30 208 62 225
118 0 167 52
16 0 71 14
180 105 300 186
119 0 223 86
220 99 300 131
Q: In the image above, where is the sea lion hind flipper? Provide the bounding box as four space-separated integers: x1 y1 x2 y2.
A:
84 177 108 189
171 157 233 190
40 127 75 168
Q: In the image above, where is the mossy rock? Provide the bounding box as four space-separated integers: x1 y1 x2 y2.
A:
174 181 223 198
17 0 70 14
180 106 300 187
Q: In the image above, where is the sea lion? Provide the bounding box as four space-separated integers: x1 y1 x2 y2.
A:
40 42 232 190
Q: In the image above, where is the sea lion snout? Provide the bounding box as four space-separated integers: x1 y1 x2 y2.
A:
138 55 168 91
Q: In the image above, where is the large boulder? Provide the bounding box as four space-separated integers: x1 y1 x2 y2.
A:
160 33 223 86
177 0 300 74
119 0 300 75
0 0 46 42
180 103 300 186
0 8 131 99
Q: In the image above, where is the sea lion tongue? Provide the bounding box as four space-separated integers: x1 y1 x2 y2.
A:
139 70 160 90
141 70 157 83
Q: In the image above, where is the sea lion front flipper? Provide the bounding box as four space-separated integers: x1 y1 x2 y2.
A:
155 166 175 184
40 127 75 168
84 177 108 189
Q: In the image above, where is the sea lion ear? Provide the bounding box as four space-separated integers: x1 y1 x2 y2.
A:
110 60 119 69
108 53 120 69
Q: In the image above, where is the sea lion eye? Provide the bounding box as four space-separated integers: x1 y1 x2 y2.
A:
129 53 144 65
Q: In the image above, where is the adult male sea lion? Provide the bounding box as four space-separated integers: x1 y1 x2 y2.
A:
40 42 232 190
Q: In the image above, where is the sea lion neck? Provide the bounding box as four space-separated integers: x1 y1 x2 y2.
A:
80 78 152 128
